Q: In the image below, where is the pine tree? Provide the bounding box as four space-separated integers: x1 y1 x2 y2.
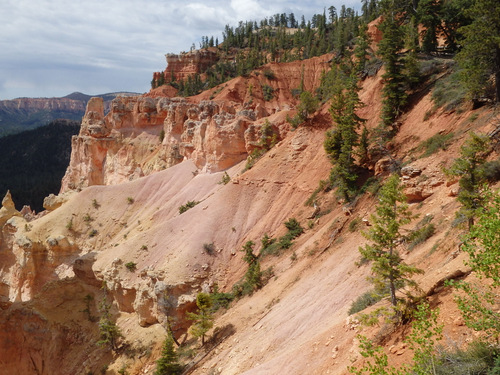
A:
354 23 372 76
377 0 408 133
97 292 123 351
155 333 182 375
446 132 490 230
186 293 214 346
326 69 365 201
457 0 500 103
359 174 423 308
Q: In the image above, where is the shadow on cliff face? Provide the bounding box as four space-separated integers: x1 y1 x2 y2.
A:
0 278 108 375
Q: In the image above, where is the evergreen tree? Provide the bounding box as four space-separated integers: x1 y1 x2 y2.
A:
377 0 408 133
155 333 182 375
359 174 423 308
457 0 500 103
416 0 441 53
354 23 372 76
446 132 490 230
97 289 123 351
325 68 365 201
186 293 214 346
403 16 421 88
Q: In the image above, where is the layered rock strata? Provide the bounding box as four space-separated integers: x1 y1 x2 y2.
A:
61 95 275 192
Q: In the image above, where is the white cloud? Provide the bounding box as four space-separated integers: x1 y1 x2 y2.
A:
0 0 361 99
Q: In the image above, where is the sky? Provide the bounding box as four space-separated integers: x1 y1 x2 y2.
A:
0 0 360 100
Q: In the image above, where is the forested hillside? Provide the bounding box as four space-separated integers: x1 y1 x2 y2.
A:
0 119 80 212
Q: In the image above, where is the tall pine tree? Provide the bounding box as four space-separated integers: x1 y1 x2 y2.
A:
155 333 182 375
359 174 423 308
457 0 500 103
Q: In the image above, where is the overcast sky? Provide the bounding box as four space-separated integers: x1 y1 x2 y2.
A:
0 0 360 100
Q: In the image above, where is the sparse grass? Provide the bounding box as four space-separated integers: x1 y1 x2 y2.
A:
178 200 200 214
423 109 434 121
418 132 454 158
243 148 267 172
125 262 137 272
468 113 479 123
83 214 93 223
432 67 467 112
407 214 435 250
305 180 328 207
434 340 500 375
349 217 362 232
348 290 385 315
451 212 468 228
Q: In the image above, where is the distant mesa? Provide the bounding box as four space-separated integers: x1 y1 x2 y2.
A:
0 91 141 137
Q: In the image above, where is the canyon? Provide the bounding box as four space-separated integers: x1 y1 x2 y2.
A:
0 92 139 137
0 41 499 375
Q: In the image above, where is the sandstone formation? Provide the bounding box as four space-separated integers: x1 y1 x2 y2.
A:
163 49 219 82
61 92 281 192
1 44 498 375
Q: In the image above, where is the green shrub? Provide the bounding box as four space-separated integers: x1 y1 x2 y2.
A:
261 219 304 257
125 262 137 272
178 200 200 214
278 234 294 249
418 132 454 157
210 284 234 312
260 233 275 249
127 197 134 204
92 199 100 209
89 229 98 237
261 84 274 101
66 218 74 231
218 171 231 185
284 218 304 238
348 290 385 315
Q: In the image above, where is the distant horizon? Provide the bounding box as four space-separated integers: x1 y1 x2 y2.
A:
3 91 144 101
0 0 360 101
